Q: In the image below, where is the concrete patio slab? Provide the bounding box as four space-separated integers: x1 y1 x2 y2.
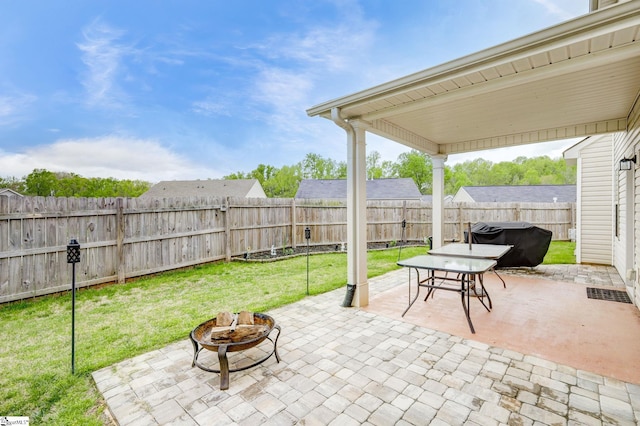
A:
365 270 640 384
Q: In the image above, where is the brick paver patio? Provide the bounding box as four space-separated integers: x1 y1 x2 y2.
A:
93 266 640 425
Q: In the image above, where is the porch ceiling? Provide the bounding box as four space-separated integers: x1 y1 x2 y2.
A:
307 2 640 156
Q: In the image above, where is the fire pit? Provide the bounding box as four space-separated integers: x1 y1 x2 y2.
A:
189 312 281 390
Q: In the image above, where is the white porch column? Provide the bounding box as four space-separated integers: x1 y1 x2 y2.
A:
431 154 447 248
347 121 369 307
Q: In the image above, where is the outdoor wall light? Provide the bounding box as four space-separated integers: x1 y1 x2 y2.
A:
619 155 636 171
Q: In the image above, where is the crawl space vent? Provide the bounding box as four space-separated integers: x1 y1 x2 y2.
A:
586 287 632 304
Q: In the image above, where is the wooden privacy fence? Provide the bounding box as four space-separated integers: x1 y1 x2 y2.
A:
0 196 574 303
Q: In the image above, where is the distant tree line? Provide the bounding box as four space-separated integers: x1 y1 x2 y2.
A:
1 150 576 198
225 151 577 197
0 169 150 197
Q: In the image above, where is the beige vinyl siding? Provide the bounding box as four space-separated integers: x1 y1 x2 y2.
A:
613 91 640 306
451 188 474 203
630 96 640 307
246 182 267 198
594 0 632 11
578 135 613 264
613 132 630 281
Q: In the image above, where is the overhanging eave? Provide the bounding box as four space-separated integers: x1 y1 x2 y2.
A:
442 118 627 155
368 119 440 154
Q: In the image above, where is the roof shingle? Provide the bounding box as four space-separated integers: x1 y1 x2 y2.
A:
140 179 266 198
295 178 422 199
457 184 576 203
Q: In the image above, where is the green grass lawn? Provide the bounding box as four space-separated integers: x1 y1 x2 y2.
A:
0 242 573 425
541 240 576 264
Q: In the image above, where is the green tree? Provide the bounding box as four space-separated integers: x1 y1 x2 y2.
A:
223 171 249 180
116 179 150 197
16 169 150 197
522 168 542 185
0 176 26 193
445 163 473 194
489 162 521 185
250 164 277 184
463 159 493 186
367 151 384 180
55 172 87 197
263 165 302 198
300 153 346 179
220 152 578 198
392 150 433 194
24 169 58 196
380 160 395 178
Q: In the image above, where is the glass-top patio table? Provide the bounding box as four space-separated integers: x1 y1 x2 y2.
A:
397 255 497 333
429 243 512 287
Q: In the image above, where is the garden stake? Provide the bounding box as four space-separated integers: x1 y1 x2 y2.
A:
67 239 81 375
305 227 311 295
398 219 406 261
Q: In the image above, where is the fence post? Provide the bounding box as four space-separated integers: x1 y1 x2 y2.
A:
458 204 464 242
291 199 297 249
116 197 125 284
224 197 231 262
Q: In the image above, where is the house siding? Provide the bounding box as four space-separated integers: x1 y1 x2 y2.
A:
578 135 614 264
451 188 473 203
246 182 267 198
613 91 640 307
631 95 640 307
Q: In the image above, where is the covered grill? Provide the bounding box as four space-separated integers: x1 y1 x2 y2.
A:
465 222 552 267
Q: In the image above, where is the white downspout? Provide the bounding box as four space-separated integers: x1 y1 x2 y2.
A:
331 107 353 137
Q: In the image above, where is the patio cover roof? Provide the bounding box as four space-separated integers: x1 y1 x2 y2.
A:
305 2 640 308
306 2 640 155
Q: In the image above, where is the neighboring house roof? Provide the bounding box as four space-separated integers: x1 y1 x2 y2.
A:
295 178 422 200
0 188 23 197
453 184 576 203
140 179 267 198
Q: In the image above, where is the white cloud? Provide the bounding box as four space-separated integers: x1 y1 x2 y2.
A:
264 23 375 72
77 19 131 109
0 136 222 182
0 93 37 126
191 100 232 117
245 4 377 100
257 68 313 106
234 11 380 157
530 0 586 20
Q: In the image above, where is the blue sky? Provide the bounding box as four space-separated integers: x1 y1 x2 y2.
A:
0 0 588 183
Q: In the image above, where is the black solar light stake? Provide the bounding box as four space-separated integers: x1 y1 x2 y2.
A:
398 219 406 261
305 227 311 295
67 238 81 375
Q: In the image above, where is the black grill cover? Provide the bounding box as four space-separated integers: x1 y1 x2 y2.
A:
464 222 552 267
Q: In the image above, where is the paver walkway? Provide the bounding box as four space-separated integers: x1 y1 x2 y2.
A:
93 265 640 425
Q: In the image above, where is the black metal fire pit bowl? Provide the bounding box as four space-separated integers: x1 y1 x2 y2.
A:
189 312 281 390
